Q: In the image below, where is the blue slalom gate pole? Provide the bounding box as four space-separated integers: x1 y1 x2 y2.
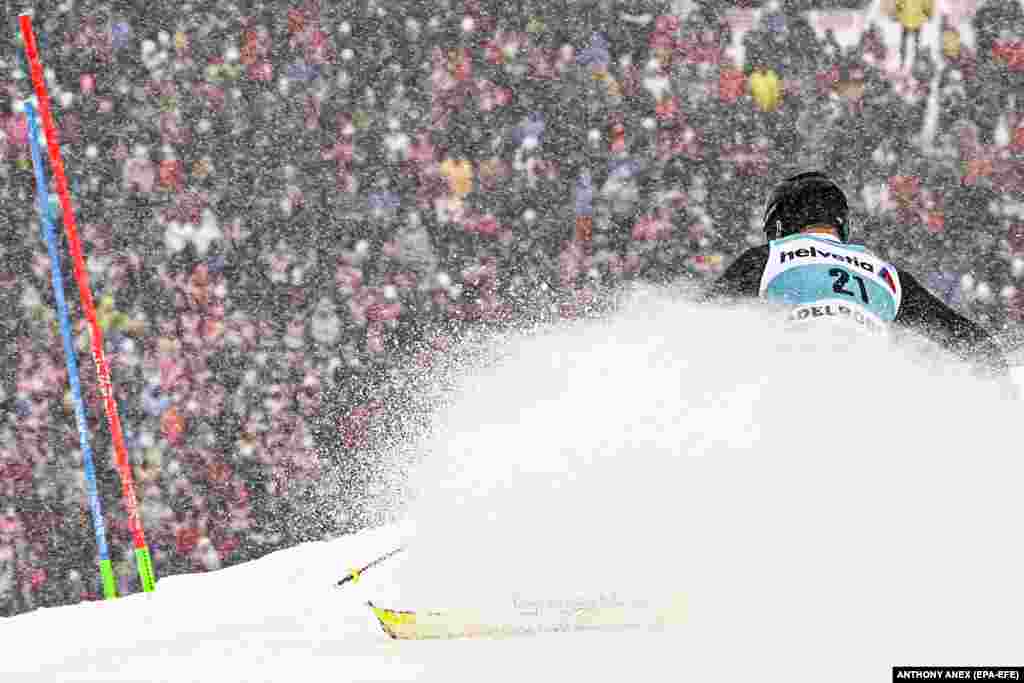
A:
25 100 118 600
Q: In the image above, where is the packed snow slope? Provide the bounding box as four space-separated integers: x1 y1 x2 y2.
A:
3 290 1023 683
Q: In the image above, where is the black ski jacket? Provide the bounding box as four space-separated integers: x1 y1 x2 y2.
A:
701 245 1010 379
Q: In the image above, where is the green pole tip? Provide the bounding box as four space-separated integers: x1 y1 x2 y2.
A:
99 559 118 600
135 547 157 593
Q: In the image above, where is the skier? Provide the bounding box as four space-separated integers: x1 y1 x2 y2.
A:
702 171 1011 385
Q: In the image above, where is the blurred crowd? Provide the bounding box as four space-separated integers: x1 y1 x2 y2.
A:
1 0 1022 616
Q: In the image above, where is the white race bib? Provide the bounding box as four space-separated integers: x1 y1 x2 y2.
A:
760 234 902 334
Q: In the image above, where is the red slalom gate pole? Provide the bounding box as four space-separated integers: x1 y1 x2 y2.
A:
19 13 155 593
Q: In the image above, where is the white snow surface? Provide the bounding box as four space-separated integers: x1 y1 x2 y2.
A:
3 290 1024 682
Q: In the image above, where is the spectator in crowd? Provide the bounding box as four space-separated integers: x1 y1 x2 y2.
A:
886 0 935 68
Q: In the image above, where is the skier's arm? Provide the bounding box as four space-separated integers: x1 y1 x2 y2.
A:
894 269 1010 378
700 246 770 302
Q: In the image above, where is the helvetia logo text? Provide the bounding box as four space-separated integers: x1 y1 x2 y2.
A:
780 245 876 273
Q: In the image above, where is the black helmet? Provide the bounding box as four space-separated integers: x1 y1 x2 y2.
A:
763 171 850 243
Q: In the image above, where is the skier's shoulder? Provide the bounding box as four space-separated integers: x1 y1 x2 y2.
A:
870 254 927 303
728 243 771 272
702 245 769 302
